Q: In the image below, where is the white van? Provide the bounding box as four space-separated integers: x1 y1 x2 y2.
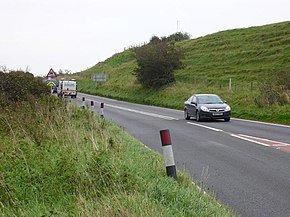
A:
57 79 77 98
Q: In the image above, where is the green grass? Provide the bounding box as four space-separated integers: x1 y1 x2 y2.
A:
73 21 290 125
0 97 235 216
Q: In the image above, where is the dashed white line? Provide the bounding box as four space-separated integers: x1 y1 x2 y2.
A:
186 122 223 132
106 104 179 120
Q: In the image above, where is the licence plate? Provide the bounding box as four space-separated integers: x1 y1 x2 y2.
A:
212 112 223 116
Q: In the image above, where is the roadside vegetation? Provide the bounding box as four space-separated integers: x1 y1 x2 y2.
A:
0 71 235 216
134 35 184 89
74 21 290 125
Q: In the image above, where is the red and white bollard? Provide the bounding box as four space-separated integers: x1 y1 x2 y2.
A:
160 129 177 180
90 101 94 110
82 97 86 109
100 102 104 118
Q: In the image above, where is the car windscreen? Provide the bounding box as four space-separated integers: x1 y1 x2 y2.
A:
197 95 223 104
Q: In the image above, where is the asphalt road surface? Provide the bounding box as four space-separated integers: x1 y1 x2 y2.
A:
73 93 290 217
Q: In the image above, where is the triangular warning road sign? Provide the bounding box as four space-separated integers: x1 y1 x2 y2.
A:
47 68 57 78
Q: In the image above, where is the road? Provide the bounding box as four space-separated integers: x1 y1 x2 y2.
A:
74 93 290 217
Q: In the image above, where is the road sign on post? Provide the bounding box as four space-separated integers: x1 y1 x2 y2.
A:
47 68 58 79
47 80 57 87
92 73 107 82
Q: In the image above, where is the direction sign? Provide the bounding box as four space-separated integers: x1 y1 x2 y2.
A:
47 68 57 79
92 73 107 82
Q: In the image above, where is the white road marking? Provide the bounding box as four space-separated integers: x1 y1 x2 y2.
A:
187 122 223 132
106 104 178 120
238 134 290 146
229 134 290 150
230 134 270 147
232 118 290 128
271 144 288 147
186 121 290 151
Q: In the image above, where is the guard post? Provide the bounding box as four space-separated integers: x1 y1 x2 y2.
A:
90 101 94 110
82 97 86 109
100 102 104 118
160 129 177 180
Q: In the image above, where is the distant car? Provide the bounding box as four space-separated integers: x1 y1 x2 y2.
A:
184 94 231 122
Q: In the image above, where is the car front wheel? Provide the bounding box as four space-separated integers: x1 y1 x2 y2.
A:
196 111 202 122
224 117 230 122
184 109 190 120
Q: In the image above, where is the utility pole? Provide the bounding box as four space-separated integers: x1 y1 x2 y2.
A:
176 20 179 32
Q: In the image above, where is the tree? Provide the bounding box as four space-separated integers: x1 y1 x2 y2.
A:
134 36 184 89
58 69 64 75
162 32 191 43
64 69 71 74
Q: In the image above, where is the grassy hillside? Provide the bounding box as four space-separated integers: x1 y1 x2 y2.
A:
177 21 290 83
75 21 290 124
0 96 235 216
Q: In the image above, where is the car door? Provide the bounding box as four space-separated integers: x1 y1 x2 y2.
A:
187 96 197 117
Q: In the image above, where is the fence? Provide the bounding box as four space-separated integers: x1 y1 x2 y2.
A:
124 42 148 51
188 78 260 92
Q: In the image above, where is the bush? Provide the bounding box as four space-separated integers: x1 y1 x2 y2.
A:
0 71 50 107
255 70 290 106
162 32 191 42
134 37 184 89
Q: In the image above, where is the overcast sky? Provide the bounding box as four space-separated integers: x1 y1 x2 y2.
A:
1 0 289 76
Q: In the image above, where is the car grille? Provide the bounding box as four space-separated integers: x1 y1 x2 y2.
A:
209 108 225 112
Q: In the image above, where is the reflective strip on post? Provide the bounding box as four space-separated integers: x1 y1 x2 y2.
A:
162 146 175 166
160 130 171 146
160 129 177 180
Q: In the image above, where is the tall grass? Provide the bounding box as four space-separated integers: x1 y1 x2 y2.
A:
0 96 235 216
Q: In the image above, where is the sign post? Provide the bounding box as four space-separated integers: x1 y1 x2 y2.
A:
47 68 58 79
92 73 107 82
46 68 58 94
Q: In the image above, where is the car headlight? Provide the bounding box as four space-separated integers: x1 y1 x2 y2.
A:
225 105 231 111
200 106 209 112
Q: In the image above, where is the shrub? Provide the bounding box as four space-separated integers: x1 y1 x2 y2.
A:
255 70 290 106
134 37 184 89
0 71 50 107
162 32 191 42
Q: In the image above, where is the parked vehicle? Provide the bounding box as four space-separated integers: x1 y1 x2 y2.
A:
184 94 231 122
57 79 77 98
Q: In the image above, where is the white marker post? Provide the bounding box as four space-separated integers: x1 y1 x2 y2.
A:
90 101 94 110
100 102 104 118
82 97 86 109
160 129 177 180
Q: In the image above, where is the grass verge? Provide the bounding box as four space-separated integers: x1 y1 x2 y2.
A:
0 96 235 216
